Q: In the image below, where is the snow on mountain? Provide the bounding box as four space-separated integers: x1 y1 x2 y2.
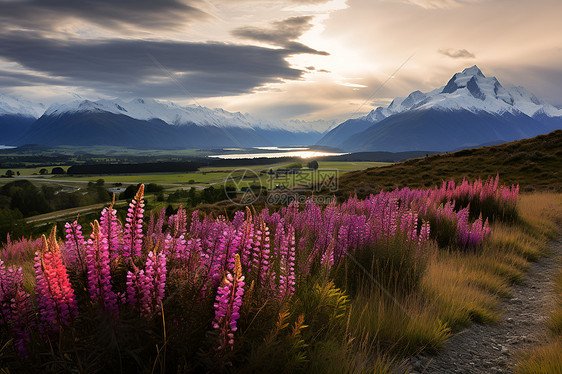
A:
44 97 331 133
359 65 562 124
0 93 45 118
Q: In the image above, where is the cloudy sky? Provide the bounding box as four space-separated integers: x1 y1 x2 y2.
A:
0 0 560 122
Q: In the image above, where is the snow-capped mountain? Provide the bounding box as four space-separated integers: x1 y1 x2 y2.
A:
43 97 333 133
0 93 45 118
0 93 46 145
318 66 562 152
1 95 332 148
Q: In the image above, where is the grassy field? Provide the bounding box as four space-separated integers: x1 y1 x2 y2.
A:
2 161 390 191
0 165 72 176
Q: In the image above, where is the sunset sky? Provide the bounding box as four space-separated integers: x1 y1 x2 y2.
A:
0 0 560 122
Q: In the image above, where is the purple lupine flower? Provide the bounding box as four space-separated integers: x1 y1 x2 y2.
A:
126 251 167 317
86 220 118 317
163 233 186 262
251 219 270 282
34 229 78 334
100 199 123 259
320 238 335 269
0 261 34 357
64 220 86 273
232 210 245 229
140 251 167 317
239 207 254 268
278 226 296 297
123 185 145 259
212 254 245 350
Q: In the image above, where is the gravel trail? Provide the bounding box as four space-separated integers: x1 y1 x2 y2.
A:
409 233 561 374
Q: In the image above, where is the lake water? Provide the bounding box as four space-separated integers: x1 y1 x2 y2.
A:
0 145 16 149
209 147 347 159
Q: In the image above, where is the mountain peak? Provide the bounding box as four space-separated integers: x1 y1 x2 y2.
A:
461 65 485 78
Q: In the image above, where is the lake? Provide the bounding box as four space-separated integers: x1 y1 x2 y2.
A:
208 147 347 159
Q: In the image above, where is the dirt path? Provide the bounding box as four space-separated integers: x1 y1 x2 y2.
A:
409 233 561 374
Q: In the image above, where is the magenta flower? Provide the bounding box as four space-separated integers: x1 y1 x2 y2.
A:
123 184 145 259
251 219 270 282
212 254 245 350
0 261 34 357
86 220 118 318
278 225 296 298
126 250 167 317
64 220 87 273
34 229 78 335
100 199 123 259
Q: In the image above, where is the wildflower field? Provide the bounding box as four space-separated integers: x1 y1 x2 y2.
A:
2 174 558 373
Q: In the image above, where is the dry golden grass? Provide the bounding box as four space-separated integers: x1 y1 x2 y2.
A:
511 193 562 373
515 338 562 374
341 192 562 373
418 193 561 342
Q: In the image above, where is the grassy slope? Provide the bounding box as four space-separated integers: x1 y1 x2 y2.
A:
337 130 562 199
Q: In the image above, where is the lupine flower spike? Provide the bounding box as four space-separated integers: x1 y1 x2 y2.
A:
34 227 78 334
123 185 145 259
213 253 245 351
86 220 118 317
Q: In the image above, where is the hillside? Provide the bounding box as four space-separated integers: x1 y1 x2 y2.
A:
336 129 562 198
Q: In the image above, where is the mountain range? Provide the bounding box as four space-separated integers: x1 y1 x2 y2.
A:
318 65 562 151
1 65 561 151
0 96 334 148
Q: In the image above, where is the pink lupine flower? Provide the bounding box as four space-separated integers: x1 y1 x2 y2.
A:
0 261 34 357
212 254 245 350
64 220 87 272
251 219 270 281
34 228 78 334
320 238 335 269
86 221 118 317
126 250 167 317
123 185 145 259
239 207 254 268
278 225 296 298
100 197 123 259
139 251 167 317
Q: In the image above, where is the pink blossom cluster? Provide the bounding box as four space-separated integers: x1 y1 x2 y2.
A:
86 220 118 317
428 173 519 206
0 260 34 357
0 234 42 263
64 220 87 272
100 202 123 258
126 250 167 317
213 254 245 350
456 208 491 247
34 230 78 334
123 184 145 259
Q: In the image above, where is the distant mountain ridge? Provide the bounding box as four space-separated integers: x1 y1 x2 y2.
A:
0 95 334 148
318 66 562 152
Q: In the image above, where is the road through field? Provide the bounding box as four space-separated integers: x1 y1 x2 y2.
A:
409 232 561 374
25 201 128 224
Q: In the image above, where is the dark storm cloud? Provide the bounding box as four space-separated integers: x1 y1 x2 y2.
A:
0 0 209 33
438 48 476 59
0 32 305 97
232 16 329 55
